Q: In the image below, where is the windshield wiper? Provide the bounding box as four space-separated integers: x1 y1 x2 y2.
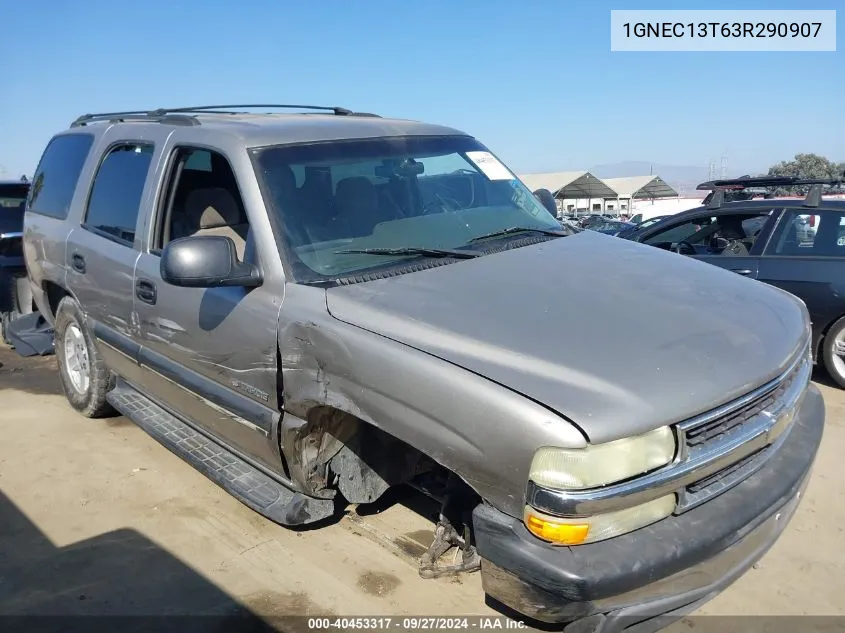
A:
466 226 571 243
335 247 480 259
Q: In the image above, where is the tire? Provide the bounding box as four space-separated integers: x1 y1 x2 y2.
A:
54 296 116 417
822 316 845 390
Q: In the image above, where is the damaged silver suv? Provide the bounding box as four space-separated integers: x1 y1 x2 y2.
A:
23 105 823 630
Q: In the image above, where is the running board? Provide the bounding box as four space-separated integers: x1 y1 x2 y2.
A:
106 381 336 527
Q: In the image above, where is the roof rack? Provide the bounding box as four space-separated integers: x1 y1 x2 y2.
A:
70 104 377 128
697 173 845 209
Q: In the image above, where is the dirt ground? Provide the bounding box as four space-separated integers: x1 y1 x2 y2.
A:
1 343 843 628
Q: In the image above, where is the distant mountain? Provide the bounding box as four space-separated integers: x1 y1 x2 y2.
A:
588 161 760 196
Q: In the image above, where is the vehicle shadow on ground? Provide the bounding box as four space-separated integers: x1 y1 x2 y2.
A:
0 345 60 396
0 489 283 632
811 365 840 390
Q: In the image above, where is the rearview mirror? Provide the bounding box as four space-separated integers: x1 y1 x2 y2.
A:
533 188 558 217
160 235 262 288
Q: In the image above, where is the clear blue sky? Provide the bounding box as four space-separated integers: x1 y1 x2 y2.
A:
1 0 842 179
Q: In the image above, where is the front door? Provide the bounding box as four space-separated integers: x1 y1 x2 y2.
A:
637 209 781 280
132 145 284 475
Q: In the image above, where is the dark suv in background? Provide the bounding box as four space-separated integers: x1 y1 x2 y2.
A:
0 178 33 339
622 176 845 388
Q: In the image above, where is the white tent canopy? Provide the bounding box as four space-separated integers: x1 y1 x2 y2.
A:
600 175 678 200
517 171 618 199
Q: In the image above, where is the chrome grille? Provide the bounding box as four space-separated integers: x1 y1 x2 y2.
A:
684 358 803 449
674 342 811 513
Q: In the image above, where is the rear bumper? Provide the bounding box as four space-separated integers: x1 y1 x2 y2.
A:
473 384 824 631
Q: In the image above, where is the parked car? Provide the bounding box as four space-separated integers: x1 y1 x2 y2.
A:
24 106 822 629
0 178 34 341
615 214 674 239
579 214 607 228
621 175 845 388
587 219 637 236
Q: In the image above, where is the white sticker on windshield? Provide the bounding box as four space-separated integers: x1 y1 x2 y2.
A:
466 151 515 181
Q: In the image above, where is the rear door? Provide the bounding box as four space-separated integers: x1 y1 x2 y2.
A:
64 126 170 383
757 207 845 353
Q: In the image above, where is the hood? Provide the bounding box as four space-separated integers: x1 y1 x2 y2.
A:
325 231 809 443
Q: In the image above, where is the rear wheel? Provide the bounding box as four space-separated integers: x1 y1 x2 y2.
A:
822 316 845 389
54 296 115 417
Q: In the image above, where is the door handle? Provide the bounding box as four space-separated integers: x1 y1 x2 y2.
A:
70 253 86 274
731 269 753 276
135 279 157 305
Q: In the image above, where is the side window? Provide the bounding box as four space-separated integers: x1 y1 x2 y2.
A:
768 210 845 257
27 134 94 219
643 217 713 245
83 143 154 245
154 147 251 262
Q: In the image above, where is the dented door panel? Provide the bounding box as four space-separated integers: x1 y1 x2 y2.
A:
132 252 285 475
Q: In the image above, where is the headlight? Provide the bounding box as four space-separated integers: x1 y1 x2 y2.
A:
524 494 676 545
529 426 676 491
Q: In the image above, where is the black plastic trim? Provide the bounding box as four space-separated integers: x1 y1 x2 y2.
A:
137 345 275 437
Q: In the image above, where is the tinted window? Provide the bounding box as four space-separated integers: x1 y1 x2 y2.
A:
643 217 714 245
28 134 94 219
768 210 845 258
84 143 154 245
0 184 29 212
254 135 561 280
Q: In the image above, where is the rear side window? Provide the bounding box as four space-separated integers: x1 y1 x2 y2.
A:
768 209 845 257
84 143 154 245
27 134 94 219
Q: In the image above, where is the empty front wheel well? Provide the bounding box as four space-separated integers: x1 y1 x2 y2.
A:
285 405 481 514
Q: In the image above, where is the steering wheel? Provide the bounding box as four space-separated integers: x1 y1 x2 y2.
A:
422 194 462 215
673 240 697 255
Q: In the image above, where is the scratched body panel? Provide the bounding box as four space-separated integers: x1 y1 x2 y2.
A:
275 283 587 518
133 251 284 473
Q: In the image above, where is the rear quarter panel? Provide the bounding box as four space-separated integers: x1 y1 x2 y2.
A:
23 211 71 323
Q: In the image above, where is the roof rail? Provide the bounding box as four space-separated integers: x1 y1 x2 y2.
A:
697 173 844 209
70 103 377 128
71 111 201 127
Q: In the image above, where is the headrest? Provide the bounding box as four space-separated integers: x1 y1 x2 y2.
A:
184 188 244 229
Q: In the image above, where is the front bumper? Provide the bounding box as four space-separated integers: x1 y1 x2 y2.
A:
473 383 824 631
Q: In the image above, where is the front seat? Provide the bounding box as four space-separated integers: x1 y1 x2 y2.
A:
714 216 750 256
180 187 249 260
335 177 382 237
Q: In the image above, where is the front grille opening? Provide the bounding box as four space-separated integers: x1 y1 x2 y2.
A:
686 447 769 493
684 368 799 448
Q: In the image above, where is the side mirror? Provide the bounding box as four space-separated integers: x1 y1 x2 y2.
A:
160 235 262 288
533 188 558 217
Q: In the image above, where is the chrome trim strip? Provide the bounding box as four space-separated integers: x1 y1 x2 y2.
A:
527 350 811 517
0 231 23 240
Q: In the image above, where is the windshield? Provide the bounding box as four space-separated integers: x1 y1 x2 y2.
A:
253 135 561 280
0 184 29 214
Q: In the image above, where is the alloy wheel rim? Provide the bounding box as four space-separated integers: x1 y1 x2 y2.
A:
63 324 90 394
